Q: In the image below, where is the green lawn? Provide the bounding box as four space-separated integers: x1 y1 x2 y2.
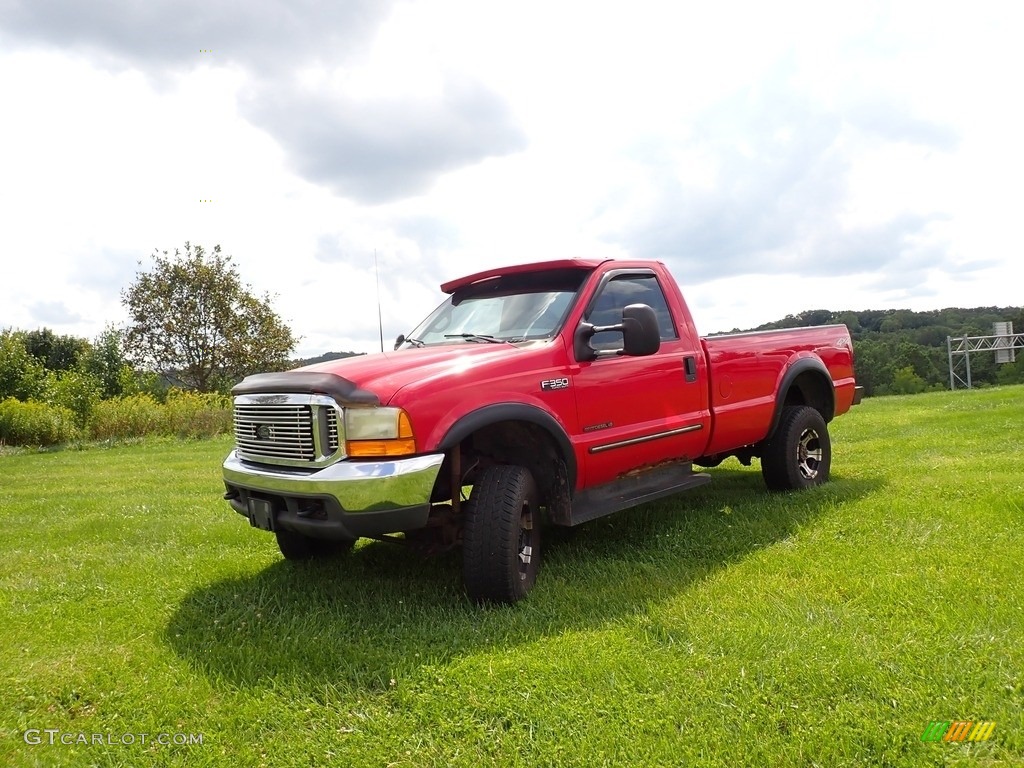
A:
2 387 1022 767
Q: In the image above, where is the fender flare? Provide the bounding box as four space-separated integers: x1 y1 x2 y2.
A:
766 358 836 439
438 402 577 491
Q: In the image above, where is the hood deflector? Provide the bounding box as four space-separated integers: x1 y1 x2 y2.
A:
231 372 379 406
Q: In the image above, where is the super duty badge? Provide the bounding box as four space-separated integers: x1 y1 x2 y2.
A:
540 377 570 391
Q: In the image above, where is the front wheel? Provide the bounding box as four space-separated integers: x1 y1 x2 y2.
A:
760 406 832 491
463 465 542 605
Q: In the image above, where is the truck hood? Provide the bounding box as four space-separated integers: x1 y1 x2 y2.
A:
296 342 542 405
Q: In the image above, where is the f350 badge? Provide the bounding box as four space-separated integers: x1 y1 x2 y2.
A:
540 377 570 391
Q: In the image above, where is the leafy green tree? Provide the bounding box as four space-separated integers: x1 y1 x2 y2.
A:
23 328 90 372
879 316 904 334
81 325 137 399
0 329 46 401
914 327 949 346
744 304 1021 396
892 341 944 384
801 309 834 326
43 369 101 428
121 242 297 392
835 312 861 334
995 355 1024 386
852 339 896 396
890 366 928 395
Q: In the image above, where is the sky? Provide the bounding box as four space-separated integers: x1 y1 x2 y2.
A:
1 0 1021 358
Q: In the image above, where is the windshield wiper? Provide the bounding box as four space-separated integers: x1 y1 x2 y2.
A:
444 333 510 344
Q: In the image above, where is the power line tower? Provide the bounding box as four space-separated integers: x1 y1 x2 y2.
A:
947 322 1022 389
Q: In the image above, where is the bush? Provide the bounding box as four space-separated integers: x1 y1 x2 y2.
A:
996 356 1024 386
89 390 232 440
43 370 102 428
889 365 928 395
162 388 232 438
89 393 165 441
0 386 232 447
0 398 80 446
80 325 130 399
0 330 46 401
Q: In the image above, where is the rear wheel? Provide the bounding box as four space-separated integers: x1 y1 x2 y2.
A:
463 465 541 604
761 406 832 491
275 528 356 560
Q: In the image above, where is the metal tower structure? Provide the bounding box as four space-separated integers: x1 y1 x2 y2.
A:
947 322 1022 389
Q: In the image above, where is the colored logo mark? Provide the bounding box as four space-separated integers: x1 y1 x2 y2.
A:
921 721 996 742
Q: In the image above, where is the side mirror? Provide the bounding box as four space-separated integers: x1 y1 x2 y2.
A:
621 303 660 356
394 334 405 350
574 303 661 360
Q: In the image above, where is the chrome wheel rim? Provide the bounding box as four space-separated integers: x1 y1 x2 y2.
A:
797 428 822 479
517 508 534 582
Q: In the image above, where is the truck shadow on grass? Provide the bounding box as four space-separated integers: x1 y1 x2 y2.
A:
165 467 882 691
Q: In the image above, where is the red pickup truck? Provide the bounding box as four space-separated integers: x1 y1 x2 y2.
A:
223 258 862 603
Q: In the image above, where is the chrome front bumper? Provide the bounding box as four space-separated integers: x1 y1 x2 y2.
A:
222 451 445 539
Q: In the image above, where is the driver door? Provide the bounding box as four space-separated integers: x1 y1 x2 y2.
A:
570 270 709 488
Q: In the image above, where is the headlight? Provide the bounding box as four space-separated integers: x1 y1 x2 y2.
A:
344 407 417 457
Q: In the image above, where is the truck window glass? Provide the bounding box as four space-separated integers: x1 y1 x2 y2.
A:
586 274 678 350
404 268 588 345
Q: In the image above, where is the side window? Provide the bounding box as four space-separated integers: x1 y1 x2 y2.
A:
584 274 678 350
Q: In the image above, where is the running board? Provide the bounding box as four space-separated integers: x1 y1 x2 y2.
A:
567 461 711 526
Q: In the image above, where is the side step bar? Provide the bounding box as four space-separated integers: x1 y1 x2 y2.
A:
567 461 711 526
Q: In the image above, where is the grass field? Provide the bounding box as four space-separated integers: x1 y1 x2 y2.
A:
2 386 1022 767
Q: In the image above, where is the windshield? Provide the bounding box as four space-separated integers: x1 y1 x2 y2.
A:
400 268 588 347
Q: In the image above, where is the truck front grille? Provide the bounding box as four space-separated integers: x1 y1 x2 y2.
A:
233 395 344 466
326 408 340 451
235 403 314 461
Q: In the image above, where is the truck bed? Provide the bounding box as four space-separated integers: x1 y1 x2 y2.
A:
700 324 859 456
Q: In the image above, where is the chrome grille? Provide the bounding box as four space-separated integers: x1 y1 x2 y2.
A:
232 393 345 467
326 408 339 451
234 403 315 462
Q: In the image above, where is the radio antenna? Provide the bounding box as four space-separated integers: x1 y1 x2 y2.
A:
374 249 384 353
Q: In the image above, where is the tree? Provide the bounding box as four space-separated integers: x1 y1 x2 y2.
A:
890 365 928 395
851 339 895 396
996 355 1024 386
43 369 101 428
23 328 90 372
121 243 297 392
0 329 46 401
800 309 834 327
81 325 136 399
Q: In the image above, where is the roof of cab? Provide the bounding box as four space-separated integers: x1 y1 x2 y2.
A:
440 258 611 294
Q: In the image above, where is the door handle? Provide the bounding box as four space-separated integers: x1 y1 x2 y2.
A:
683 356 698 383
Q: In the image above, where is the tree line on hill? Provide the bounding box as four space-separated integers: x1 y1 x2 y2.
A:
291 351 363 368
724 306 1024 395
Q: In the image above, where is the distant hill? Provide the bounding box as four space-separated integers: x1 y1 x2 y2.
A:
722 306 1024 396
291 351 364 368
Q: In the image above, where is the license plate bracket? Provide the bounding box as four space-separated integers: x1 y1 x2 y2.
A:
247 498 275 531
